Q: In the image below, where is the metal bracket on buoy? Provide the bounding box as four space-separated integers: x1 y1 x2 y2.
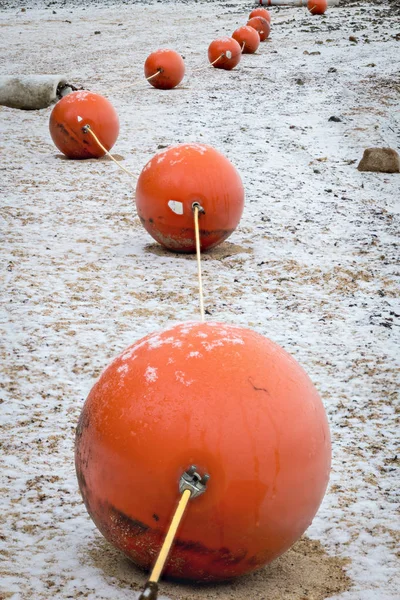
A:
179 464 210 498
138 465 209 600
192 201 206 215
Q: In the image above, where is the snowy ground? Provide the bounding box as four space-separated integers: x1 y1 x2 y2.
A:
1 1 399 599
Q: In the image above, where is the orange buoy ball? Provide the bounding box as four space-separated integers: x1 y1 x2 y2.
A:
144 49 185 90
75 321 331 582
249 7 271 23
232 26 260 54
49 91 119 159
247 16 271 42
135 143 244 253
307 0 328 14
208 37 242 70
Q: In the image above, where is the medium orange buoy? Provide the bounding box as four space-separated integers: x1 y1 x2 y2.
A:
49 91 119 159
75 321 331 582
307 0 328 14
208 37 242 70
247 16 271 41
232 26 260 54
249 7 271 22
135 143 244 252
144 49 185 90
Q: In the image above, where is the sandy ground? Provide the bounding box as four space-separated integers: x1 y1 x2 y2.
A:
1 1 399 599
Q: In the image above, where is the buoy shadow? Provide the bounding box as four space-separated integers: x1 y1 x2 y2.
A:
54 153 125 161
144 242 253 261
86 535 352 600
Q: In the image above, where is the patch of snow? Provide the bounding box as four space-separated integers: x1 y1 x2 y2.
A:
175 370 194 386
187 351 202 358
144 366 158 383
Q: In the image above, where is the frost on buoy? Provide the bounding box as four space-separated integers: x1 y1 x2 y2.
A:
49 91 119 159
208 37 242 70
249 7 271 23
144 49 185 90
75 321 331 582
232 26 261 54
135 143 244 252
247 16 271 42
307 0 328 14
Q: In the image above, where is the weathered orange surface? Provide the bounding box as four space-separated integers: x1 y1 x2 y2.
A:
232 26 261 55
246 17 271 42
308 0 328 15
249 8 271 23
208 37 242 70
135 143 244 252
75 322 331 582
144 49 185 90
49 91 119 159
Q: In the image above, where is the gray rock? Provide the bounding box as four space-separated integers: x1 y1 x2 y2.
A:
357 148 400 173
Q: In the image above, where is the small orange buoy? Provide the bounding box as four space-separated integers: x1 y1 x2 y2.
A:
49 91 119 159
144 49 185 90
75 321 331 582
232 26 260 54
208 37 242 70
249 7 271 23
247 16 271 42
307 0 328 14
135 143 244 252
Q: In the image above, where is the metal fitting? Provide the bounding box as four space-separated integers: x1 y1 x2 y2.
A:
192 202 206 215
138 581 159 600
179 465 209 499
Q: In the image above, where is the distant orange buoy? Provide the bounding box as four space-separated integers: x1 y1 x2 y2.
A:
249 7 271 22
49 91 119 159
144 49 185 89
232 26 260 54
307 0 328 14
135 143 244 252
75 321 331 582
208 37 242 70
247 16 271 41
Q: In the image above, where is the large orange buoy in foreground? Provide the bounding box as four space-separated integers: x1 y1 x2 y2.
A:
49 91 119 159
249 7 271 22
135 143 244 252
144 49 185 89
307 0 328 14
208 37 242 70
232 26 260 54
247 16 271 41
75 321 331 582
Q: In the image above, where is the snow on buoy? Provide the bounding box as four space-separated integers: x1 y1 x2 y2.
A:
49 90 119 159
208 37 242 70
247 16 271 42
144 49 185 90
232 25 261 54
75 321 332 582
135 143 244 252
249 7 271 23
307 0 328 14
